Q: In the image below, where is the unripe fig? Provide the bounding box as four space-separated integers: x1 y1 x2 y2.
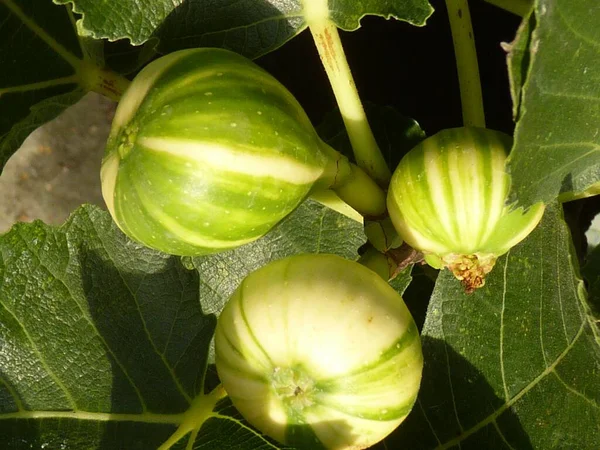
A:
215 254 423 449
387 127 545 292
101 48 367 256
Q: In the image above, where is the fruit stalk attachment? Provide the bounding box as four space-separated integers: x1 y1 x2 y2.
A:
157 385 227 450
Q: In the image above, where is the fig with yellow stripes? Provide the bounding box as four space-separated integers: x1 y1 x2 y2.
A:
101 48 383 256
387 127 545 292
215 253 423 450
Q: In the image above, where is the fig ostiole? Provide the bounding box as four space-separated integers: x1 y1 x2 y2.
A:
387 127 545 292
214 254 423 449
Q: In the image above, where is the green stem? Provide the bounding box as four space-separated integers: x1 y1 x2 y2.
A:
303 0 391 187
358 246 393 281
318 142 387 217
0 75 79 95
484 0 532 17
309 190 363 223
364 217 403 253
77 62 131 102
157 384 227 450
445 0 486 128
333 162 387 217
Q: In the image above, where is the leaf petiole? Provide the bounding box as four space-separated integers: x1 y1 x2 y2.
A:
76 62 131 102
303 0 391 187
445 0 486 128
4 0 131 102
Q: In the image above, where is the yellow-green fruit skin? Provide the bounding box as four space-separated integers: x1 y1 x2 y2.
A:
101 48 334 256
386 127 545 289
215 254 423 450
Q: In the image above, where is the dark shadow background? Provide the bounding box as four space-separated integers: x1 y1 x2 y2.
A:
258 0 521 138
385 336 532 449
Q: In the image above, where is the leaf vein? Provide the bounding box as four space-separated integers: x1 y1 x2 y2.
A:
552 370 600 410
88 213 193 405
521 141 600 191
539 236 548 366
209 412 281 449
42 213 149 412
500 253 509 400
556 2 600 51
492 418 516 450
556 227 570 344
2 0 81 68
0 409 184 423
417 397 442 446
0 372 24 411
0 296 76 409
442 323 464 433
437 322 586 449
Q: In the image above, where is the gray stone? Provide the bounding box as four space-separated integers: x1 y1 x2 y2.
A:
0 93 115 234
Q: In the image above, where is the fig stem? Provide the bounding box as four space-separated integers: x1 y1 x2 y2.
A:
78 63 132 102
309 190 364 223
316 141 387 217
484 0 532 17
446 0 486 128
303 0 391 187
358 246 393 281
325 157 387 217
365 217 404 253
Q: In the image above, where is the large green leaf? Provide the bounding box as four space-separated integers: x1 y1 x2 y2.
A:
54 0 303 59
390 203 600 448
55 0 433 58
505 8 534 120
507 0 600 207
152 1 303 59
328 0 433 30
0 200 365 449
0 0 85 173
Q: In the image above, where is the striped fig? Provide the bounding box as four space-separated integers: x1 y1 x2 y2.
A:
215 253 423 449
387 127 545 292
101 48 381 256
